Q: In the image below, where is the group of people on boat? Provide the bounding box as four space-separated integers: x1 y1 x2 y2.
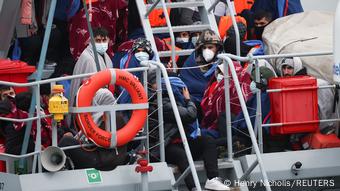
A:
1 0 339 190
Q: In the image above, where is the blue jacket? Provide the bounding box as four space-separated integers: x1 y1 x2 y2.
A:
179 52 217 104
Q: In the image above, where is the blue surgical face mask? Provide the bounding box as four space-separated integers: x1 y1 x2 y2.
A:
250 81 258 94
95 42 108 55
191 36 199 45
135 51 150 62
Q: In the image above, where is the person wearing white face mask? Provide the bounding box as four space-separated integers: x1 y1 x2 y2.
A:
134 51 150 62
202 45 216 63
176 34 190 44
69 27 113 108
180 29 223 113
95 41 108 55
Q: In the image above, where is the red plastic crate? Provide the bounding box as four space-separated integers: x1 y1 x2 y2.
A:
268 76 319 135
0 59 36 93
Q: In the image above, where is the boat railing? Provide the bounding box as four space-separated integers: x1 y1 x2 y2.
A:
218 51 337 190
0 66 151 174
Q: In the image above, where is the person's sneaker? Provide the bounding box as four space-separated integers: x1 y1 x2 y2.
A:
204 177 231 191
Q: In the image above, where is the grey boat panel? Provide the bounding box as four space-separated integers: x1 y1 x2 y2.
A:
240 148 340 181
0 172 22 191
0 162 174 191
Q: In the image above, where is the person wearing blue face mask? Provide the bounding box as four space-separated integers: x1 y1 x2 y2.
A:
118 38 154 104
190 31 201 47
69 27 113 108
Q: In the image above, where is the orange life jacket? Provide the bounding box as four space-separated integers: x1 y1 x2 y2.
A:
145 0 171 27
218 15 247 40
233 0 254 14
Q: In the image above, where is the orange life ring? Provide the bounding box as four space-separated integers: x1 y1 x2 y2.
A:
76 69 148 148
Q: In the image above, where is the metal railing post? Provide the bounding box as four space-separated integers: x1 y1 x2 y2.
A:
225 0 240 57
149 61 202 191
145 0 161 18
207 0 221 13
20 0 57 172
32 84 42 173
223 60 233 161
143 69 150 162
160 0 177 71
254 59 263 153
218 54 271 191
156 68 166 162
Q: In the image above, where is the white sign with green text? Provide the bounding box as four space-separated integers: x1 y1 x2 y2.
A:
85 168 102 184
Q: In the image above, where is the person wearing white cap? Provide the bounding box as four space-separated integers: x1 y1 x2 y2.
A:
277 57 306 77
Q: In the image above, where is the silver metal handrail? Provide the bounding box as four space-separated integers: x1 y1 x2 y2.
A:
145 0 161 18
225 51 333 62
0 67 149 87
218 54 272 191
160 0 177 71
225 0 240 57
0 66 150 174
147 60 203 191
218 48 337 189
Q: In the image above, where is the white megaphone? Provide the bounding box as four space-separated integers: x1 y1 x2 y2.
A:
41 146 66 172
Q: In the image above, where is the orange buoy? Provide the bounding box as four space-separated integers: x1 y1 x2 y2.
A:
76 69 148 147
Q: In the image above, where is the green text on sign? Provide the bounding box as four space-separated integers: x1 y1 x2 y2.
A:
85 169 102 184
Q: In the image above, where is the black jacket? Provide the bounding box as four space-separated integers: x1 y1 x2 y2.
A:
0 99 35 155
149 92 197 148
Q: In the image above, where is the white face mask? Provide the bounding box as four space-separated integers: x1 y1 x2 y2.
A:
176 37 189 43
95 42 108 55
191 36 199 45
216 74 224 82
249 81 258 94
202 48 215 62
135 51 150 62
